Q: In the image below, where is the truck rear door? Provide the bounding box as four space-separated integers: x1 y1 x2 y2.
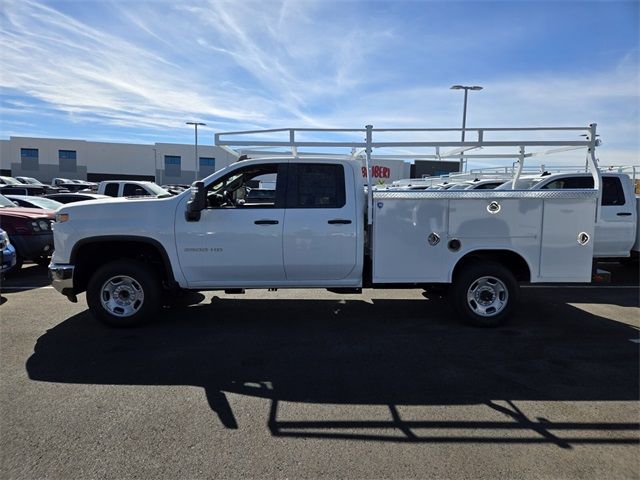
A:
282 163 358 281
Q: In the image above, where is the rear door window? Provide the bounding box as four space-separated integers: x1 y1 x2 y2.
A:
287 164 345 208
123 184 147 196
601 177 626 206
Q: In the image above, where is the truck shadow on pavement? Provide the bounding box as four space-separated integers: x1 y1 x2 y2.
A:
26 290 640 448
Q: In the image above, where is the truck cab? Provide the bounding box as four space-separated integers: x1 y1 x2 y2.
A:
177 158 364 288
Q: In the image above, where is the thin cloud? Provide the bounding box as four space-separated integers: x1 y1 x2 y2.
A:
0 0 637 168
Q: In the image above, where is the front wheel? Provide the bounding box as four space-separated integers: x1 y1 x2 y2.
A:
87 260 161 327
452 261 518 327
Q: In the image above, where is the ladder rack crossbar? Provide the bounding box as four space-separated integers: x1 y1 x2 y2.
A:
217 140 591 148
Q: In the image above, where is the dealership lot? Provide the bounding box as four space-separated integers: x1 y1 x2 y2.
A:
1 264 639 479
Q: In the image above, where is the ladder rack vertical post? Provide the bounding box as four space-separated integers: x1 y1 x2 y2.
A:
289 129 297 157
585 123 602 222
365 125 373 225
511 146 525 189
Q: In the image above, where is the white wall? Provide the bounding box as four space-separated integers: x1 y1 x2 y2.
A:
0 136 239 183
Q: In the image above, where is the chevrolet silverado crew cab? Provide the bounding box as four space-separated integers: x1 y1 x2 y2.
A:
49 125 604 328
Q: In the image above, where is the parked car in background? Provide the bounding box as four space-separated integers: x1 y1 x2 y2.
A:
15 176 65 194
0 195 55 270
0 176 47 196
1 228 17 274
97 180 171 198
51 178 95 192
44 193 110 204
463 179 508 190
6 195 63 210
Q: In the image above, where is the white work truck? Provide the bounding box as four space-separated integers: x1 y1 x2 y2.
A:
49 125 604 327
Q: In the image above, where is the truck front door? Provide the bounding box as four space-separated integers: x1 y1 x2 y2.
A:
175 163 287 287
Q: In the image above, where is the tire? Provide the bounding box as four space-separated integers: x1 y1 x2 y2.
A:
33 256 51 267
86 259 161 327
452 261 518 327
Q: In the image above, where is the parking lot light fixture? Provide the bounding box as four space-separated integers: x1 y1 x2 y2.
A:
450 85 483 172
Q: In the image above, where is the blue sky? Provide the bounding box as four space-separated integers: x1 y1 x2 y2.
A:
1 0 638 165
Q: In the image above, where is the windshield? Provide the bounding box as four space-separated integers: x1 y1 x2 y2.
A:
0 176 22 185
0 195 16 207
22 177 43 185
144 183 172 197
19 196 62 209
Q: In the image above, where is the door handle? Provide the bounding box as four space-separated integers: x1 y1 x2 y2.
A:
616 212 632 216
328 219 352 225
254 219 279 225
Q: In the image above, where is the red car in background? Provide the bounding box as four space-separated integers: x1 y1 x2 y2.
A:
0 195 55 271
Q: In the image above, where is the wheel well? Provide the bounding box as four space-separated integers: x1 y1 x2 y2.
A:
72 239 174 294
452 250 531 282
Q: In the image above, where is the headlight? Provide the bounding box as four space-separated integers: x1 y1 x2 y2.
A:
56 213 69 223
38 220 50 230
30 221 41 231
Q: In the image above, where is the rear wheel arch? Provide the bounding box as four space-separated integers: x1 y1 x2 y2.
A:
452 249 531 283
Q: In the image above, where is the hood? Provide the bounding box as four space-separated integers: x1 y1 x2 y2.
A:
0 207 56 220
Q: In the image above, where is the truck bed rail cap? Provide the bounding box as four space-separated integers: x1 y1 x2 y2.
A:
373 190 599 200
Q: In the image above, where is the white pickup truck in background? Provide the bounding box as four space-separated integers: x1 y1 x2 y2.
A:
493 171 639 260
97 180 171 198
49 125 607 328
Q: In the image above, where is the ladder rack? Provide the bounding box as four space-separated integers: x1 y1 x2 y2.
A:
215 124 602 224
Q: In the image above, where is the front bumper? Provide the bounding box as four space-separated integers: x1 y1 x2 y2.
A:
10 233 54 260
49 263 76 300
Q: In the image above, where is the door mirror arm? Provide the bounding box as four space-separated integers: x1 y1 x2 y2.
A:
186 181 206 221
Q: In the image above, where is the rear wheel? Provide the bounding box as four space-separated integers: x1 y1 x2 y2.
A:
87 260 161 327
452 261 518 327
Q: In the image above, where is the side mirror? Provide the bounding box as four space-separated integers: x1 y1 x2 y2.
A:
186 181 206 221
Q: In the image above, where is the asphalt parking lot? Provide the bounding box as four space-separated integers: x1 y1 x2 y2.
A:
1 263 639 479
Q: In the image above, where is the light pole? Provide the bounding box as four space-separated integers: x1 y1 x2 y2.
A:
186 121 206 181
450 85 483 172
152 147 158 184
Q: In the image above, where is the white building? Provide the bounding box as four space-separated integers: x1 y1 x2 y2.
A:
0 136 239 185
0 136 459 185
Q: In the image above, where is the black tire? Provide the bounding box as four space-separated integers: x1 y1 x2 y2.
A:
452 261 518 327
86 259 161 327
33 256 51 267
